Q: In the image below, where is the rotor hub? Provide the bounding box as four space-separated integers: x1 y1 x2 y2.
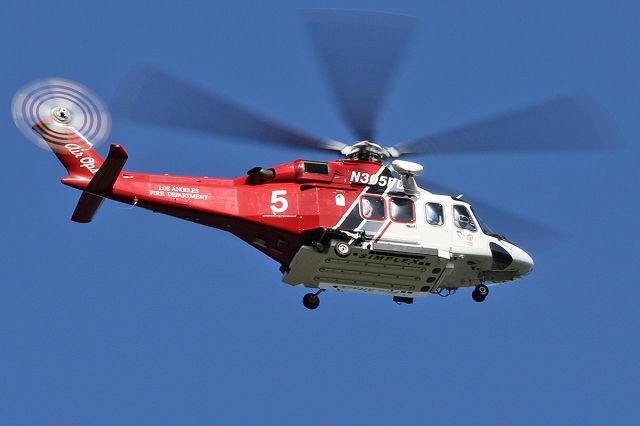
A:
51 106 71 124
340 141 398 163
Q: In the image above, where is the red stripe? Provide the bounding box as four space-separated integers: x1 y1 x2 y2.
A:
374 220 392 243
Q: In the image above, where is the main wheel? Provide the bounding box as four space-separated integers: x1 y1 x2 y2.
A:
472 290 486 303
476 284 489 297
472 284 489 303
334 242 351 257
302 293 320 310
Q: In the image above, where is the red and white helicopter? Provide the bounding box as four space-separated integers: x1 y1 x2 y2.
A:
13 11 621 309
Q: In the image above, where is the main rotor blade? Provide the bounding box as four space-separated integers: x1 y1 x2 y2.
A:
420 178 567 254
111 65 346 152
393 93 623 156
298 9 418 142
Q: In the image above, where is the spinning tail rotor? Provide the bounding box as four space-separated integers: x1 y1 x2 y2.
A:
12 78 112 151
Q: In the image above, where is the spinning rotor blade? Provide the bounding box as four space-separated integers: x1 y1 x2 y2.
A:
299 9 418 142
12 78 112 150
112 65 345 152
393 93 623 156
421 178 567 254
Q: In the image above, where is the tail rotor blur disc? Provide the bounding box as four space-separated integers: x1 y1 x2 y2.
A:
12 78 111 150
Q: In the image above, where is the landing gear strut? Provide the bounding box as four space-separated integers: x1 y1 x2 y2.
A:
472 284 489 303
303 289 325 310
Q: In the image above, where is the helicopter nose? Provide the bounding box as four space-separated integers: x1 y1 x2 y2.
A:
512 246 534 276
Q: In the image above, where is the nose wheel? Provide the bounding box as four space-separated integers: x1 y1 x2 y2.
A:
472 284 489 303
302 289 324 310
334 241 351 257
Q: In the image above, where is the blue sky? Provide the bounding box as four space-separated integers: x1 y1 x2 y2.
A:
1 0 638 424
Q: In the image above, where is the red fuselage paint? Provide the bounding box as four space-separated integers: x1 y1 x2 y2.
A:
72 158 383 267
33 119 392 269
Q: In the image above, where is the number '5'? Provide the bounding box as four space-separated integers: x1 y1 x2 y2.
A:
270 190 288 214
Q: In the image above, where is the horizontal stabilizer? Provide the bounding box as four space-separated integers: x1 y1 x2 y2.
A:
85 144 128 193
70 144 128 223
71 192 104 223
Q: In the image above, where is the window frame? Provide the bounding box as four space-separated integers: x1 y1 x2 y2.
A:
359 195 387 221
389 197 416 224
452 204 478 232
425 202 445 226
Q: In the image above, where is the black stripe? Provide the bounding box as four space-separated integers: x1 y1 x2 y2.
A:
336 167 394 232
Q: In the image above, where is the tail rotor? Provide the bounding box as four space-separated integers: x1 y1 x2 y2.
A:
12 77 112 151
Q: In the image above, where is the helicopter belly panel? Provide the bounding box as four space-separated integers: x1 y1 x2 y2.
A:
283 243 451 297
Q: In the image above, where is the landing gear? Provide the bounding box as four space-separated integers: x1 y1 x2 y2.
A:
312 241 326 253
472 284 489 303
334 241 351 257
302 289 324 310
393 296 413 305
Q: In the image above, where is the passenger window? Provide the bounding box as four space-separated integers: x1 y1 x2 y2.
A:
360 196 386 220
425 202 444 225
453 205 477 231
390 198 415 223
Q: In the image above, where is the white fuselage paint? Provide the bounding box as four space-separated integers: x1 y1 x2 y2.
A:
283 180 535 298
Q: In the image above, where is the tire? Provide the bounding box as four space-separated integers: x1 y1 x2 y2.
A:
302 293 320 310
476 284 489 297
472 290 486 303
334 242 351 257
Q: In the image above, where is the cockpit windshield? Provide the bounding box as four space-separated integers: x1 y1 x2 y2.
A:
470 206 504 239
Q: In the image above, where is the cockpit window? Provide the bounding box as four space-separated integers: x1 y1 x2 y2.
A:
453 205 477 231
390 198 415 223
425 202 444 225
470 207 493 235
360 196 386 220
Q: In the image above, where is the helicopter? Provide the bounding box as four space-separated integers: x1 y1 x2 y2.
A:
12 10 621 309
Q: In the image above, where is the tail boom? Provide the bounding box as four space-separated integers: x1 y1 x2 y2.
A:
32 119 104 185
32 119 129 223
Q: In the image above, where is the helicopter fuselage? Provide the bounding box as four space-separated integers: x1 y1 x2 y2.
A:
37 116 532 302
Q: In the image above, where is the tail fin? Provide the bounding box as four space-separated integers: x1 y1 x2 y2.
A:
32 119 104 183
69 144 128 223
